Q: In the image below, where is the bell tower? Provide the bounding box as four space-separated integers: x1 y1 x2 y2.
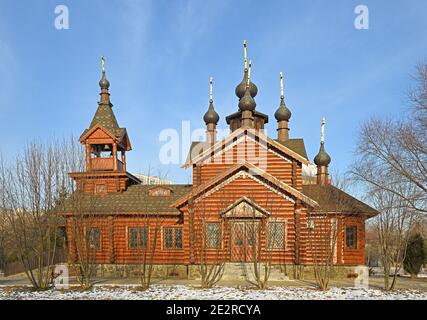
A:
70 57 140 194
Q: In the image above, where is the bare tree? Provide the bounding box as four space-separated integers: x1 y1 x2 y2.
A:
240 191 277 290
306 174 357 291
367 187 415 290
222 187 276 289
136 213 162 290
134 169 174 290
351 63 426 290
307 210 338 291
192 188 225 288
49 137 101 290
0 139 82 290
352 64 427 214
0 208 7 273
66 194 100 290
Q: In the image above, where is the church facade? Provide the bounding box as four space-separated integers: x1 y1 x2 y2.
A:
62 45 378 278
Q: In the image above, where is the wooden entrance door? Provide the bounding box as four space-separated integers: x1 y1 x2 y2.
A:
230 221 260 262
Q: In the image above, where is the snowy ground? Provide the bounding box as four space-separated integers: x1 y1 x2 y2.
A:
0 285 426 300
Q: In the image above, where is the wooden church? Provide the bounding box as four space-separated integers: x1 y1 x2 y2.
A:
62 43 378 278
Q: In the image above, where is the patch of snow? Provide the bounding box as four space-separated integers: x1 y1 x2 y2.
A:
0 285 426 300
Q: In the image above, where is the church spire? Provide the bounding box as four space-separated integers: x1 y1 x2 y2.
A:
275 72 292 142
87 56 120 137
203 77 219 143
99 56 111 105
235 40 258 99
314 116 331 185
239 60 256 128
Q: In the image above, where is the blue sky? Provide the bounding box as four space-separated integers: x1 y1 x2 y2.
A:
0 0 426 183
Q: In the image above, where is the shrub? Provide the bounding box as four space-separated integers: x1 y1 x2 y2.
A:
403 233 425 278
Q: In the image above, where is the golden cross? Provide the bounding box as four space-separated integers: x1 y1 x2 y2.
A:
247 59 252 86
209 77 213 102
243 40 248 70
321 116 326 144
280 72 284 97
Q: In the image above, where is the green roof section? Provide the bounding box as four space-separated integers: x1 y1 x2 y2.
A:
83 103 126 139
275 138 308 160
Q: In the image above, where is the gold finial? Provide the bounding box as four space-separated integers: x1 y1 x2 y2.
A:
101 55 105 72
243 40 248 70
280 72 284 97
321 116 326 144
209 77 213 102
247 59 252 86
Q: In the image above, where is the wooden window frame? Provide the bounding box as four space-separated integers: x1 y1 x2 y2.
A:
267 221 286 250
345 225 358 250
206 222 222 249
163 227 183 251
86 227 101 251
128 227 149 250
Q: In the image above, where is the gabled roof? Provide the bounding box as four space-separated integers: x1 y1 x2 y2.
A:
79 123 120 143
172 161 319 209
61 184 192 215
183 128 311 168
302 184 379 217
220 196 271 218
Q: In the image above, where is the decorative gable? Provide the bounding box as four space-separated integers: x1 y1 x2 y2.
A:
80 124 118 144
183 128 310 169
172 162 319 209
220 197 270 218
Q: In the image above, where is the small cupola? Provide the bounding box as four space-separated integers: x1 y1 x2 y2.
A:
226 41 268 132
235 40 258 99
314 116 331 185
240 60 256 128
203 77 220 144
275 72 292 142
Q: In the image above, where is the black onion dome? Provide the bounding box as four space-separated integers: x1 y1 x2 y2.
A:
314 143 331 166
203 101 219 125
238 88 256 111
235 70 258 99
274 97 291 121
99 71 110 89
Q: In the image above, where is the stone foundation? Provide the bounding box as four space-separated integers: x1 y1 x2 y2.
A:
66 263 364 281
281 264 364 280
89 264 188 279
